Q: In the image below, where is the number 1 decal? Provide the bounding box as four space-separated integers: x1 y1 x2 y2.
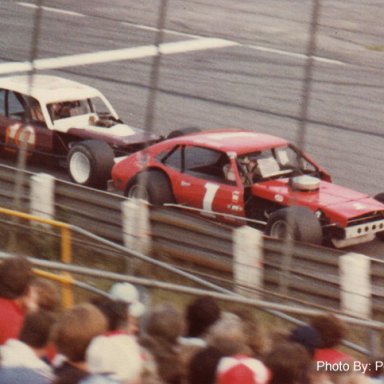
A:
203 183 219 212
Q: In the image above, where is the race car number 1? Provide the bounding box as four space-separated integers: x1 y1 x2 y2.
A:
203 182 219 212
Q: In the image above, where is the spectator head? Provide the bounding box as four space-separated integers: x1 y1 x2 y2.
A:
52 303 107 363
32 278 59 312
185 296 221 338
24 278 60 313
86 334 143 384
233 308 268 357
19 310 56 350
90 296 128 332
264 341 312 384
0 256 33 300
289 325 322 357
216 356 270 384
145 304 184 343
206 312 249 356
310 314 347 348
187 346 223 384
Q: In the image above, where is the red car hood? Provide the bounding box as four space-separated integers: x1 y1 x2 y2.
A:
251 179 384 227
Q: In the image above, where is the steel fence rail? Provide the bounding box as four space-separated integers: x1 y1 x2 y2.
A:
0 252 379 357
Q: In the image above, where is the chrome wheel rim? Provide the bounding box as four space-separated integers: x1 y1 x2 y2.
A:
70 152 91 184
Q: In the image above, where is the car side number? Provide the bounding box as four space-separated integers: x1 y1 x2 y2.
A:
5 123 36 148
203 183 219 212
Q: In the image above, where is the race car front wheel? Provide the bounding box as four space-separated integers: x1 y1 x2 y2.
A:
126 170 175 206
374 193 384 241
68 140 114 188
265 206 322 245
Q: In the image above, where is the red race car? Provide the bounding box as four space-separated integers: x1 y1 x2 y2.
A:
111 129 384 248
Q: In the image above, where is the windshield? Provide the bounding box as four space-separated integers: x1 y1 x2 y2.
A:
237 145 318 185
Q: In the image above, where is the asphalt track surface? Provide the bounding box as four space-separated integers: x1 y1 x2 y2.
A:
0 0 383 257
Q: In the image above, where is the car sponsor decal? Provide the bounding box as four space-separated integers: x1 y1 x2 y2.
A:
232 191 240 202
274 194 284 203
227 204 242 212
353 202 366 210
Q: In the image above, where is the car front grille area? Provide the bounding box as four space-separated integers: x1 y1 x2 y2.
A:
347 212 384 226
345 212 384 239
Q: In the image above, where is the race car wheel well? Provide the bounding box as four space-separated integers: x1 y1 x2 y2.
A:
244 194 282 225
67 139 114 189
124 169 175 206
374 192 384 241
265 206 323 245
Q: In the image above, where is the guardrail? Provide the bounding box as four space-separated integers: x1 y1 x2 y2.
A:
0 164 383 321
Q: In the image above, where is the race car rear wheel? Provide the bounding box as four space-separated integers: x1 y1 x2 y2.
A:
125 170 175 206
374 193 384 241
68 140 114 188
266 206 322 245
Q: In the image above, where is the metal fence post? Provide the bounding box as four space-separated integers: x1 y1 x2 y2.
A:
233 226 263 297
122 199 151 273
340 252 371 319
30 173 55 220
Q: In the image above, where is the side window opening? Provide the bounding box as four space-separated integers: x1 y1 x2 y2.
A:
48 100 91 121
28 97 45 125
184 146 233 183
161 145 183 171
0 89 5 115
7 91 26 120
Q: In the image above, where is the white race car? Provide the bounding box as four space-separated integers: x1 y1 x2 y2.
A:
0 75 160 187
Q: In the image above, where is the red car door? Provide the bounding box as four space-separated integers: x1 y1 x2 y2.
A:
165 145 246 222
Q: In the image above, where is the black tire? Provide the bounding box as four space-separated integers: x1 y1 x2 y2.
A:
68 140 114 188
166 127 201 139
125 170 175 206
266 206 322 245
374 193 384 241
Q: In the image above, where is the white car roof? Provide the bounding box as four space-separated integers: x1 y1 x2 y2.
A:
0 75 102 104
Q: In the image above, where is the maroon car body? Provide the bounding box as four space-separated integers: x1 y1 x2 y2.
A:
0 75 159 187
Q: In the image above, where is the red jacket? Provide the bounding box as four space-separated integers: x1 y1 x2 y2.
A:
0 298 25 344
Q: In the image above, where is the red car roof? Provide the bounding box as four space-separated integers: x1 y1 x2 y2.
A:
167 129 289 154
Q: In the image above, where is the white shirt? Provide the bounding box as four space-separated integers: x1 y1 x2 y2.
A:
0 339 53 380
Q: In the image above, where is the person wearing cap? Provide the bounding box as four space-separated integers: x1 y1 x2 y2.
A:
108 282 146 336
0 256 34 345
310 313 354 364
216 355 270 384
289 325 322 358
98 285 161 384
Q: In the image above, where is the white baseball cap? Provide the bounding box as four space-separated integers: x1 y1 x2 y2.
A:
109 283 145 318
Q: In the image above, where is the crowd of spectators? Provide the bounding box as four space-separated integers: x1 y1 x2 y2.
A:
0 255 382 384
